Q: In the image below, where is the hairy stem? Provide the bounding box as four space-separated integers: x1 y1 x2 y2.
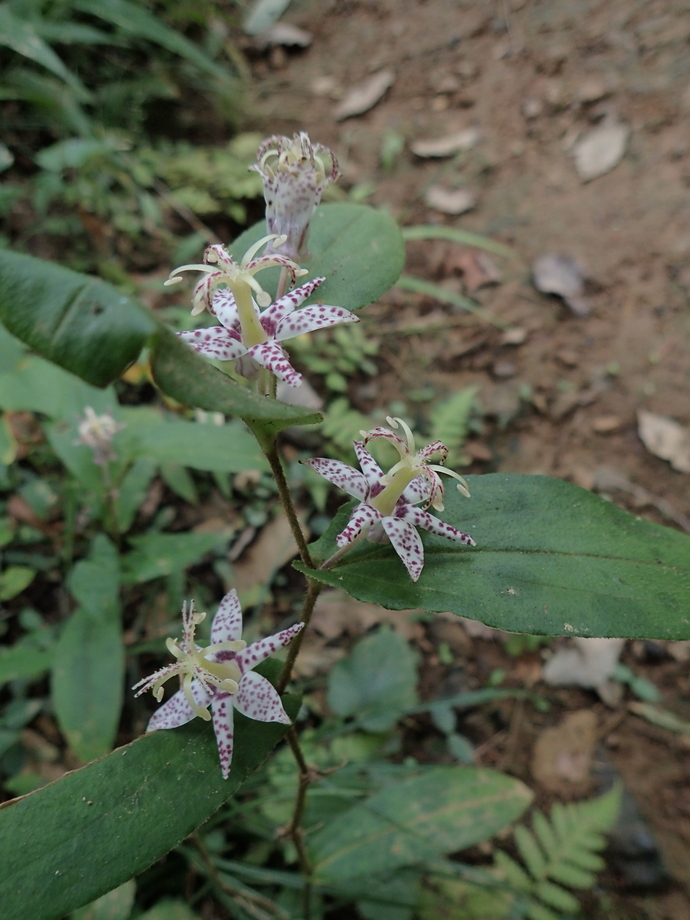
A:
285 727 314 920
277 577 322 693
264 438 313 569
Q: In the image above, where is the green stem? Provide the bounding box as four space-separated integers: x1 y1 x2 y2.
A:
101 462 121 550
277 577 322 693
285 727 314 920
263 438 313 569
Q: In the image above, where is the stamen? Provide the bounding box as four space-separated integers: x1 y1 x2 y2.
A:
386 417 415 453
242 234 282 267
164 264 215 286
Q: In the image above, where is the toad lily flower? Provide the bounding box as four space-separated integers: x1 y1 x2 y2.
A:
251 132 340 262
74 407 125 466
303 418 475 582
178 275 359 388
133 591 303 779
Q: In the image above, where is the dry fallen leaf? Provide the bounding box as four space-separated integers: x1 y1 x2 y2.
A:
232 508 309 594
253 22 312 50
311 589 424 641
333 69 395 120
532 253 590 317
455 250 501 292
573 120 630 182
410 127 480 157
531 710 598 791
542 636 625 706
424 185 476 215
637 410 690 473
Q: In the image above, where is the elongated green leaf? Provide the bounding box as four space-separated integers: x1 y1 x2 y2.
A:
119 411 269 473
395 274 507 329
116 457 157 532
229 203 405 312
0 355 112 421
401 225 515 258
72 0 233 82
148 326 321 435
299 474 690 639
0 696 298 920
309 766 532 884
0 251 156 387
0 644 52 685
0 253 320 432
121 531 225 584
0 5 90 98
0 564 35 601
53 538 123 761
327 628 418 732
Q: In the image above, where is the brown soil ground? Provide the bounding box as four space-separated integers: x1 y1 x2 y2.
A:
245 0 690 915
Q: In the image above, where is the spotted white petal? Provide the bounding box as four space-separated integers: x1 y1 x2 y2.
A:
237 622 304 673
362 427 409 457
337 502 382 547
381 517 425 582
234 671 291 724
211 589 244 644
418 440 449 464
258 277 324 337
398 504 476 546
275 304 358 342
178 328 247 362
211 692 234 779
301 458 369 501
147 679 213 731
353 441 384 489
402 474 433 505
247 341 302 387
211 288 241 330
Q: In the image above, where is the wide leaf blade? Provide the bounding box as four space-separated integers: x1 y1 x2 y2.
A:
300 474 690 639
309 766 532 884
0 700 298 920
229 203 405 312
0 251 156 387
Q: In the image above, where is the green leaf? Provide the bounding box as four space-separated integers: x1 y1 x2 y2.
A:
401 225 515 259
534 880 579 913
0 698 298 920
300 473 690 639
139 901 200 920
0 251 157 388
0 644 52 686
120 411 269 473
0 564 35 601
53 537 123 762
229 203 405 312
116 458 157 532
71 0 234 83
160 463 197 504
72 880 136 920
148 326 322 436
309 766 532 884
0 356 112 421
514 826 547 879
68 535 120 619
0 5 90 98
0 414 17 464
395 275 507 329
327 628 418 732
121 531 225 584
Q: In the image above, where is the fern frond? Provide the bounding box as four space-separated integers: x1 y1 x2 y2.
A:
428 387 477 467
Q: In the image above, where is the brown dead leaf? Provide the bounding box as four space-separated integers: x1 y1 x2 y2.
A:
411 127 480 157
424 185 476 215
532 253 590 317
232 509 309 594
333 69 395 120
637 410 690 473
311 589 423 641
454 250 502 292
5 411 43 459
531 710 598 792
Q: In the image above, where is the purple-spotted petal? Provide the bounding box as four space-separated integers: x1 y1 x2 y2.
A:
353 441 384 489
381 517 425 582
397 505 476 546
237 622 304 672
178 328 247 362
274 304 358 342
211 288 241 331
258 277 324 338
418 440 449 464
301 458 369 500
247 341 302 386
402 474 432 505
211 589 243 644
362 428 409 456
147 679 213 731
211 692 234 779
337 502 382 547
234 671 291 724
